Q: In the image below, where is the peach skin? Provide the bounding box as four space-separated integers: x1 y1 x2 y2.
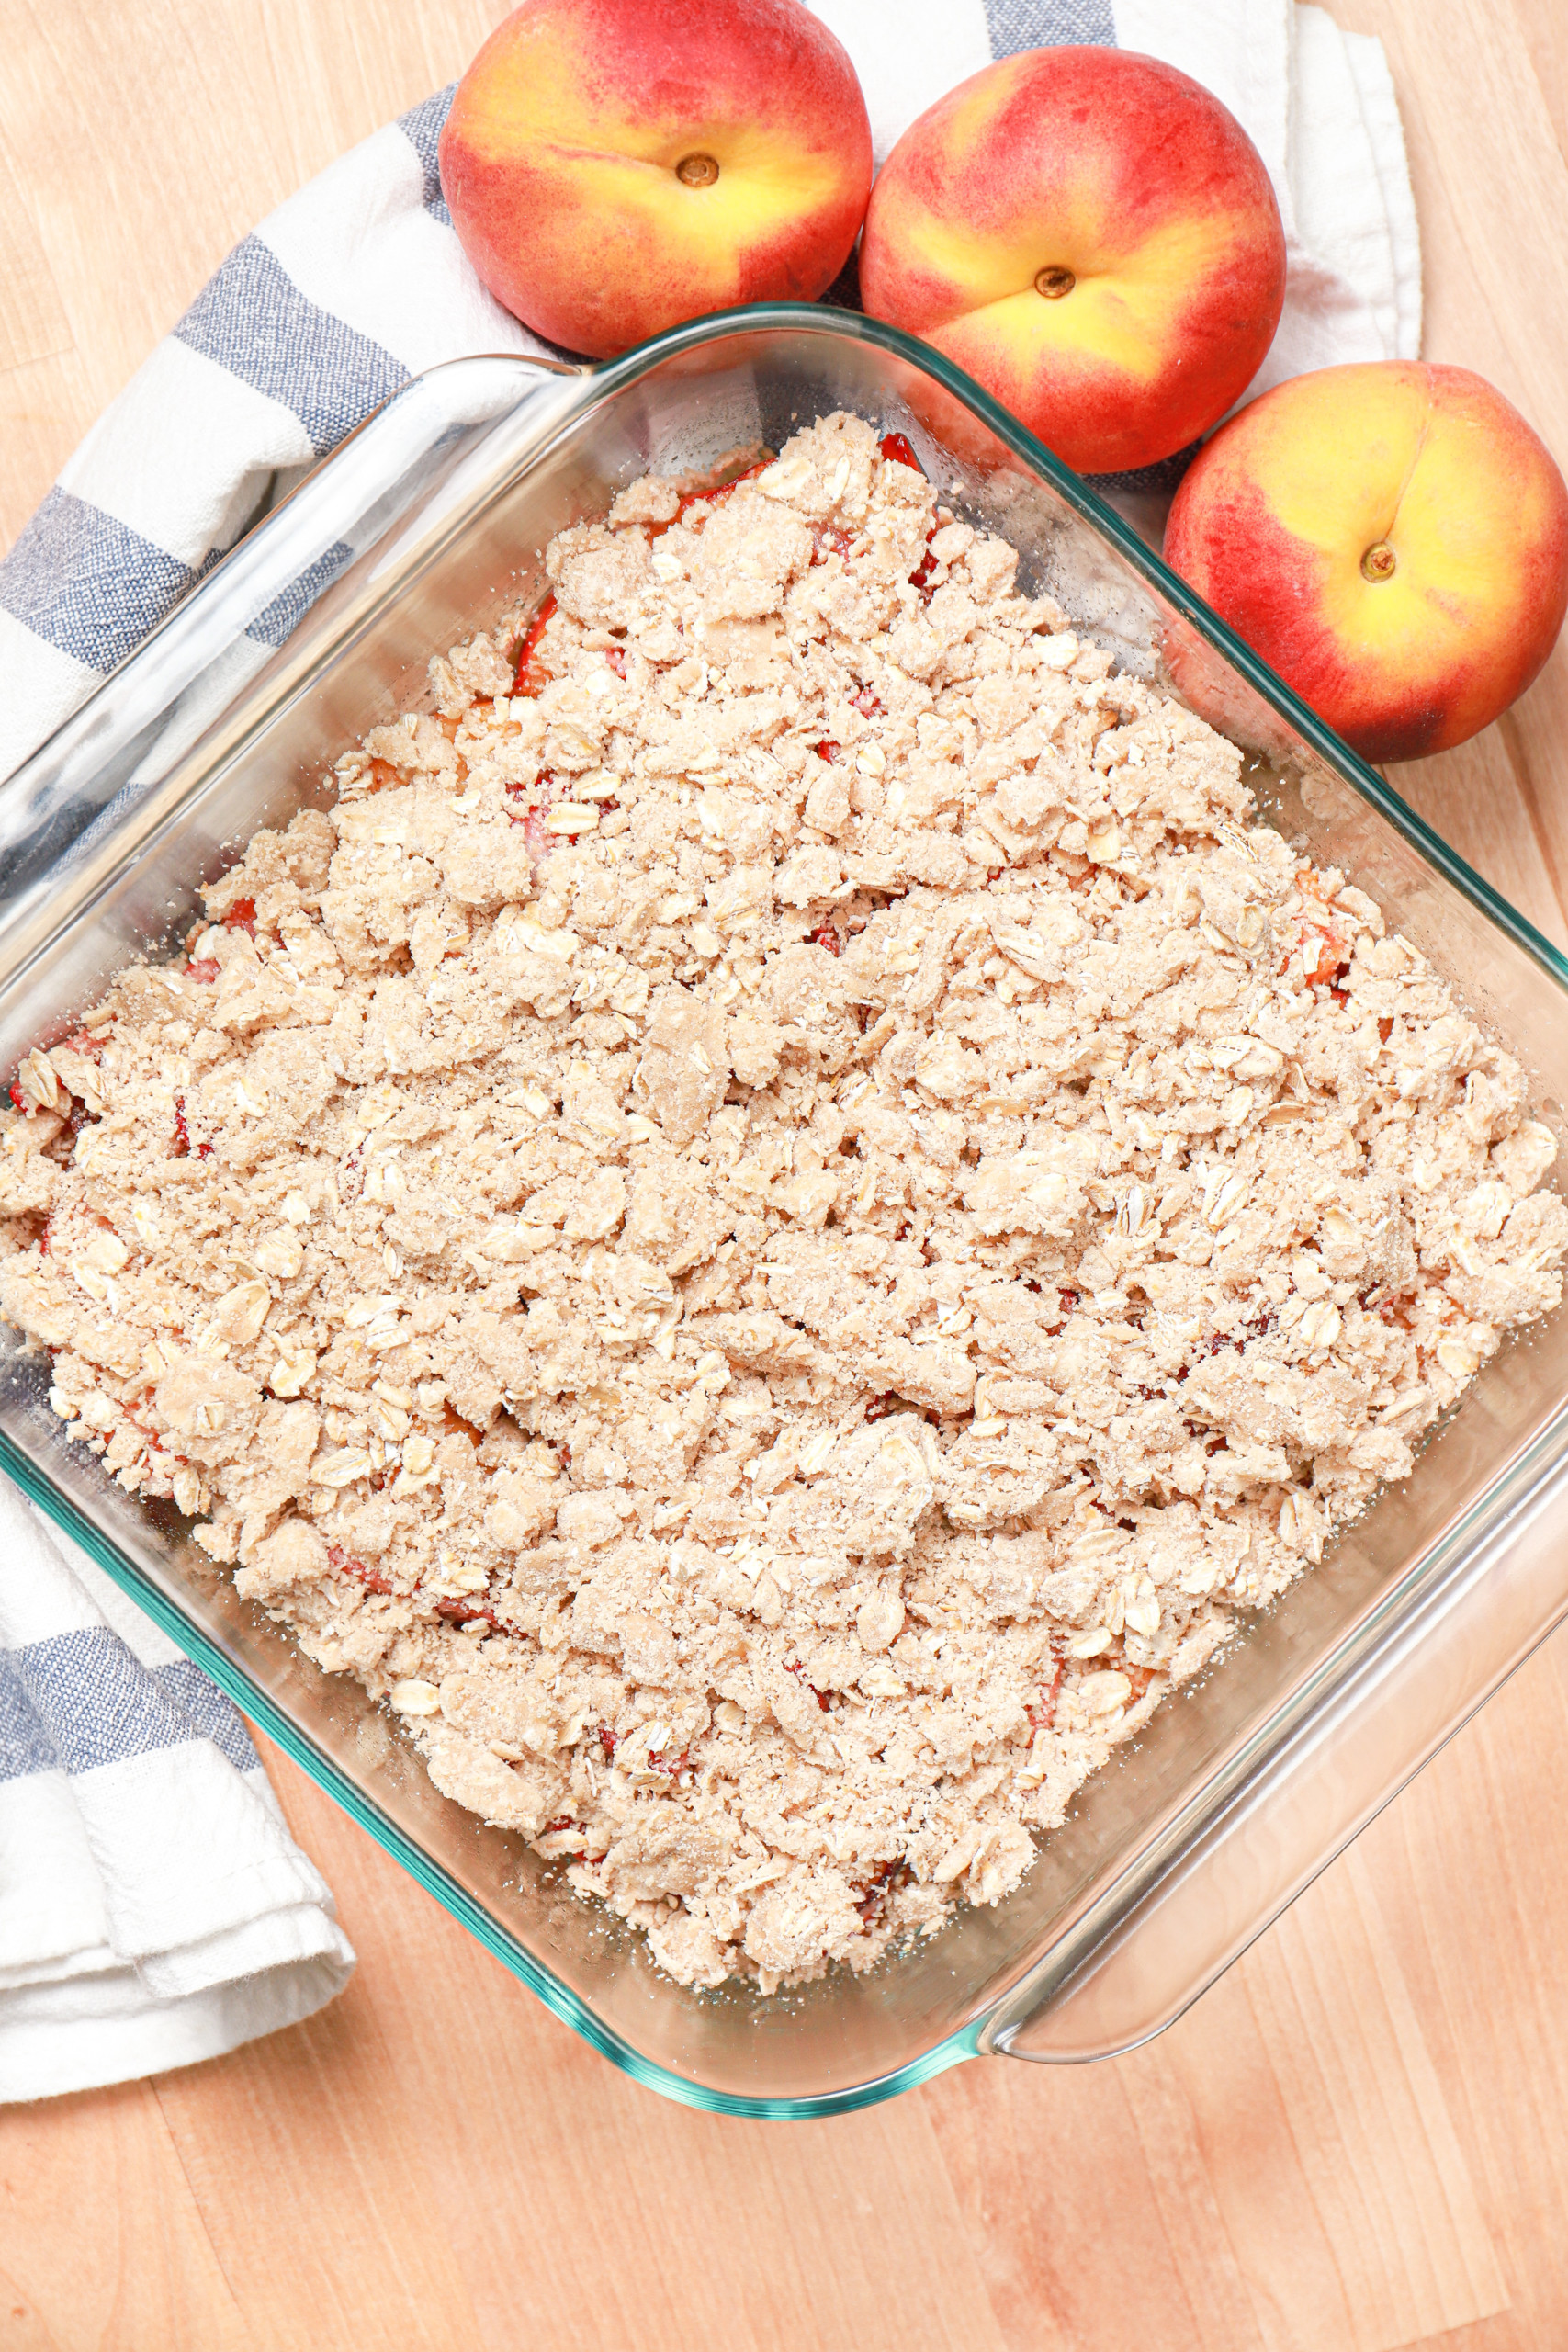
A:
857 46 1286 477
438 0 873 358
1163 362 1568 764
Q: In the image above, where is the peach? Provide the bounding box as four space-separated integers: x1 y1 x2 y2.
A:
438 0 873 359
1163 362 1568 764
857 46 1286 477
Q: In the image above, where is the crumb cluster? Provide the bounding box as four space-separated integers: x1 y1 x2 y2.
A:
3 413 1562 1991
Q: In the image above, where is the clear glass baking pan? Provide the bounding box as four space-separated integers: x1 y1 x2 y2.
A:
6 308 1568 2119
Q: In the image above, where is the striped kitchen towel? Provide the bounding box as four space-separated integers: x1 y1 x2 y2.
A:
0 0 1420 786
0 1478 355 2103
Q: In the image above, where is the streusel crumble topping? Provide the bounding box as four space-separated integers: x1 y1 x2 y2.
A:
3 413 1562 1990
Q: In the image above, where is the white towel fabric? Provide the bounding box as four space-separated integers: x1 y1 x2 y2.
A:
0 0 1417 2100
0 1480 355 2102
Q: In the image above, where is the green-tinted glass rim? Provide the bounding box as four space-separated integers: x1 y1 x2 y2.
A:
15 300 1566 2121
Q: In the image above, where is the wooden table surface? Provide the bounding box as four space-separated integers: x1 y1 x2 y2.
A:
5 2 1568 2345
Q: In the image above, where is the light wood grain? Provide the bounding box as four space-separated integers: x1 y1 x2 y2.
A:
4 2 1568 2346
1332 0 1568 947
1510 0 1568 173
0 2075 253 2348
0 142 70 378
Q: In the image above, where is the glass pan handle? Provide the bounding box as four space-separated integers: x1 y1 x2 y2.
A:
0 354 584 921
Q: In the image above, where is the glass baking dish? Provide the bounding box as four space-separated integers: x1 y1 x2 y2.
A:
6 308 1568 2118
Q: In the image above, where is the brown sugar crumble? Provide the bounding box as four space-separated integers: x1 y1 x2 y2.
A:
3 413 1564 1993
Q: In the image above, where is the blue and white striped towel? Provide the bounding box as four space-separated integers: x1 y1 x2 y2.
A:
0 1479 353 2103
0 0 1418 2099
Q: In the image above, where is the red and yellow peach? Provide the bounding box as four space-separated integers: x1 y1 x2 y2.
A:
858 45 1287 477
438 0 873 359
1163 361 1568 763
